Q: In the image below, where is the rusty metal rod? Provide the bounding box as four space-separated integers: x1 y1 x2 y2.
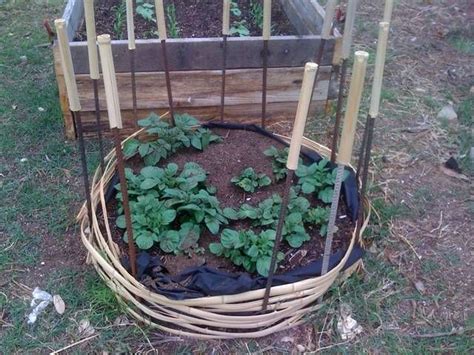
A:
92 79 105 172
262 170 295 311
355 114 376 238
261 39 269 128
130 48 138 124
72 110 93 224
161 39 175 126
356 114 371 182
330 58 348 163
220 34 228 122
112 127 137 277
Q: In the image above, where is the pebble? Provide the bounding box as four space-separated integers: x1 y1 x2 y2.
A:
20 55 27 64
296 344 305 353
470 147 474 160
437 104 458 122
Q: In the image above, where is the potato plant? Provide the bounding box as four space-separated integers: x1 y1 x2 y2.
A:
209 229 284 276
231 167 271 193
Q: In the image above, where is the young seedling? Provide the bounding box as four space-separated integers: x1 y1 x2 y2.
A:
231 167 271 193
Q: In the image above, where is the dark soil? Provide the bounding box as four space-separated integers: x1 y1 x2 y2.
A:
75 0 296 41
104 128 354 279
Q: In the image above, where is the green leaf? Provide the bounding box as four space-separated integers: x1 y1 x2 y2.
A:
301 182 315 194
138 142 150 157
136 232 154 250
160 231 180 253
221 229 239 248
209 243 224 255
223 207 238 220
318 187 334 204
246 245 259 258
116 215 126 229
161 209 177 224
123 139 140 157
256 256 272 277
191 135 202 150
206 220 220 234
140 178 159 190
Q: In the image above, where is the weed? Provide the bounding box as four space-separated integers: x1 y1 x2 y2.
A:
136 0 156 23
250 0 264 29
113 2 127 39
166 3 180 38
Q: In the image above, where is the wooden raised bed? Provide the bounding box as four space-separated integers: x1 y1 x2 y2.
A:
55 0 341 139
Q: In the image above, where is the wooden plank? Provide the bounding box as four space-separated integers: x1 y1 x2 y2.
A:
69 36 336 74
79 101 327 137
62 0 83 41
280 0 325 35
69 67 333 112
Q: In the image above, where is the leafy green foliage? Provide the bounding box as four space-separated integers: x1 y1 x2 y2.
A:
229 1 250 37
116 195 176 250
115 162 230 252
122 113 221 166
296 159 349 203
231 167 271 193
305 207 330 236
166 3 180 38
113 2 126 39
250 0 264 29
264 146 303 181
209 229 284 276
136 0 156 23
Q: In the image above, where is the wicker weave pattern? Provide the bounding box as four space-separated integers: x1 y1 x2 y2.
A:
78 131 369 339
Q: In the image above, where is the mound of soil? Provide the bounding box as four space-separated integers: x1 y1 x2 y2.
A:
102 128 354 278
75 0 296 41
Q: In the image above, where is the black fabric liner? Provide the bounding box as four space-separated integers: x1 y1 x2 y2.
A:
106 123 364 300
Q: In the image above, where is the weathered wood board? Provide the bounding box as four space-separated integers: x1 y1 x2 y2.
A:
56 0 341 139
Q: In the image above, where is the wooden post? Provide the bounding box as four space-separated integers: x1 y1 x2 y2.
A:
97 34 137 278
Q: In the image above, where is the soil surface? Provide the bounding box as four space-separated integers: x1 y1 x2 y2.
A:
75 0 296 41
104 128 354 278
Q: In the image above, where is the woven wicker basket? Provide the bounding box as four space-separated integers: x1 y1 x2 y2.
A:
77 129 370 339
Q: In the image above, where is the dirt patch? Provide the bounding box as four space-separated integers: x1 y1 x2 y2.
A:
104 128 354 279
75 0 296 41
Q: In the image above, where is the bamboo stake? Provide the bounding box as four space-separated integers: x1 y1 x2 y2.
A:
321 50 368 277
383 0 394 23
262 62 319 311
220 0 231 122
155 0 175 125
261 0 271 128
330 0 358 163
126 0 138 124
55 19 93 227
84 0 105 172
356 22 390 238
97 34 137 278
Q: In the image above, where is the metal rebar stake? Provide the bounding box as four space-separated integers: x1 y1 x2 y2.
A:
356 114 371 182
262 170 294 311
112 127 137 277
72 110 93 224
130 49 138 123
330 59 348 163
261 39 269 128
220 34 228 122
92 80 105 172
355 115 376 237
321 164 346 275
161 39 175 126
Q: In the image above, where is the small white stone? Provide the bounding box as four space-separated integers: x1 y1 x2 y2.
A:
38 107 45 112
20 55 27 64
437 104 458 122
20 158 28 163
